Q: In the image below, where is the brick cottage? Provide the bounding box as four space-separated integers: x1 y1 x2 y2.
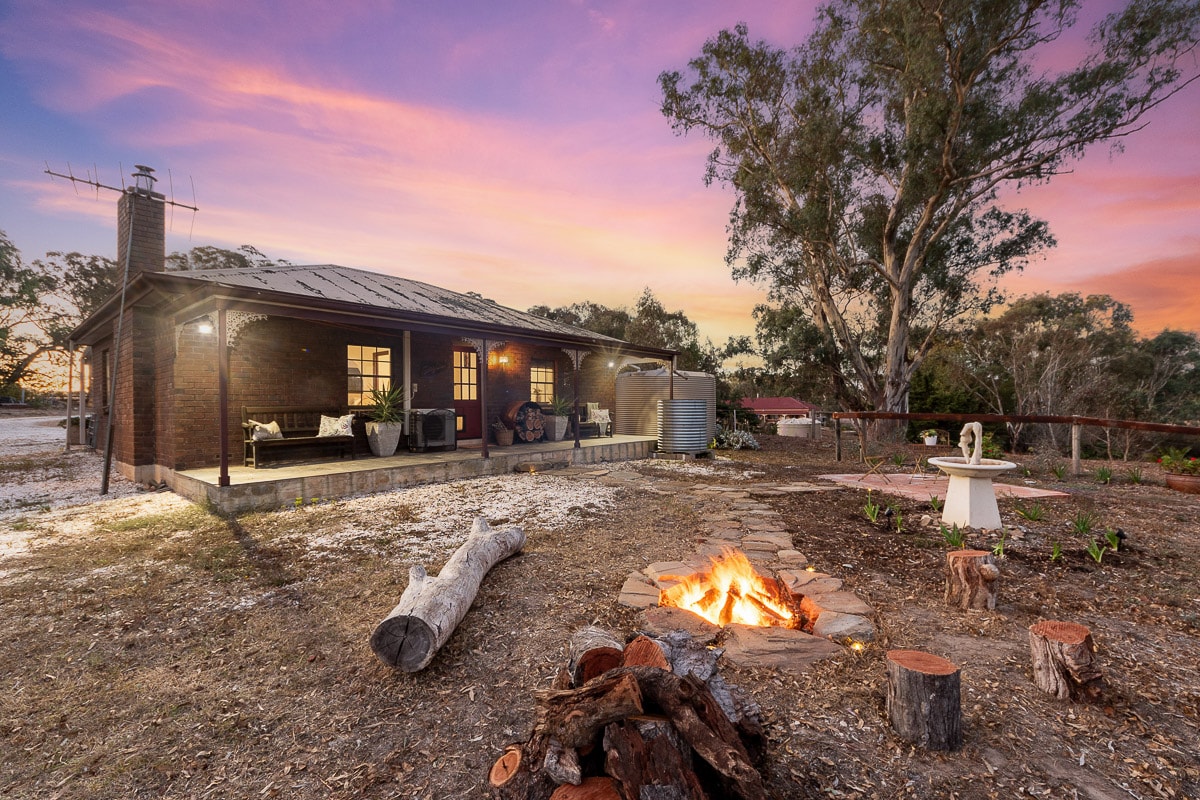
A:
68 167 676 504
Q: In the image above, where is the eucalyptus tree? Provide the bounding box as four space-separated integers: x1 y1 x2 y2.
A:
660 0 1200 416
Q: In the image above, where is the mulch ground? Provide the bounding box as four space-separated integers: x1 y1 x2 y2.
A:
1 433 1198 799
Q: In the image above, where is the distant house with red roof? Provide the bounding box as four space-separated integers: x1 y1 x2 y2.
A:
738 396 820 423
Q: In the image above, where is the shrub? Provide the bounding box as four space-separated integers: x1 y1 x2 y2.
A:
711 427 760 451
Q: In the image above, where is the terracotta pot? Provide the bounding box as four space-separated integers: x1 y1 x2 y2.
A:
1165 473 1200 494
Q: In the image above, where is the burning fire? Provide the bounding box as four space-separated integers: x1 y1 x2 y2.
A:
659 549 799 629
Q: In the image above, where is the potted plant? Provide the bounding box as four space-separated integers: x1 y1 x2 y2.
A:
544 396 572 442
920 429 939 446
491 419 514 447
1159 447 1200 494
365 385 405 457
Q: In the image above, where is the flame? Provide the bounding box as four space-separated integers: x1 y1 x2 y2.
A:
659 549 798 629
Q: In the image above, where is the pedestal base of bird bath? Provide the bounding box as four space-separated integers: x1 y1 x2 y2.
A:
928 457 1017 530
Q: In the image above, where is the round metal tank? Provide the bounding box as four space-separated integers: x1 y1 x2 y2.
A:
615 368 716 438
657 399 710 454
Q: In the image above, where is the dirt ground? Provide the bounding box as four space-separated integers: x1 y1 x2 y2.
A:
1 419 1198 799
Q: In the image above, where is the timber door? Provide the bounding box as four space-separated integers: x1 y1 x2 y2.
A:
452 347 481 439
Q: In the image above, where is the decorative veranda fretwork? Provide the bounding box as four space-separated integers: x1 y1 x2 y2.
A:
174 310 269 353
225 311 269 348
460 337 506 358
561 348 591 370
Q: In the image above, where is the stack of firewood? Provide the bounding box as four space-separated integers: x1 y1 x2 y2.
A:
487 627 769 800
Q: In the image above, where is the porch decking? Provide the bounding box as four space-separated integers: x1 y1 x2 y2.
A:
172 434 657 515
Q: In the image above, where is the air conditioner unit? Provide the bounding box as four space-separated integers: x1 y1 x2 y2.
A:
408 408 457 452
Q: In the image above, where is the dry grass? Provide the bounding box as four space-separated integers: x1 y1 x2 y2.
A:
1 434 1198 799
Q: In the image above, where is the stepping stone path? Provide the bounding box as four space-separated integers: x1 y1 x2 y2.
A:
562 467 877 673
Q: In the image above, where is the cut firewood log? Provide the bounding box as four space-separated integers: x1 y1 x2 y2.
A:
885 649 962 751
567 626 624 687
1028 621 1104 702
370 517 525 671
944 549 1000 610
548 777 621 800
544 738 582 786
646 631 763 759
534 670 645 749
613 666 768 800
603 715 708 800
621 635 671 670
489 741 557 800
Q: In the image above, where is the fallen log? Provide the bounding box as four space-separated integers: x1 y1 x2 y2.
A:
1029 620 1104 702
370 517 525 671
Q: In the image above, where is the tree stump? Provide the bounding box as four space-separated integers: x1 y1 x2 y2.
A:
944 549 1000 610
1028 621 1104 702
885 649 962 751
370 517 525 671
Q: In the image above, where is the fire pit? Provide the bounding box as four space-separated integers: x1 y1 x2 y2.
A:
658 549 802 629
621 548 876 672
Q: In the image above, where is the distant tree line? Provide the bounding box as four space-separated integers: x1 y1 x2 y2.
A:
0 233 288 392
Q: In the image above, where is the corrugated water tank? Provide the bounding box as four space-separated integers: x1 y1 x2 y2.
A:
615 368 716 438
657 399 710 454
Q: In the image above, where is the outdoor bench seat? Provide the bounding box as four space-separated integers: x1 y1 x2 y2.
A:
575 402 613 439
241 406 356 468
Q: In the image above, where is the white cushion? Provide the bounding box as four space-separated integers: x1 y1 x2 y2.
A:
318 413 353 437
249 419 283 441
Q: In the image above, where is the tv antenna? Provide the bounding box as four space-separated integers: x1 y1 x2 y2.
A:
44 162 199 238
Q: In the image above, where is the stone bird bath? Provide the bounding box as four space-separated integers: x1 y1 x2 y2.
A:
927 422 1017 530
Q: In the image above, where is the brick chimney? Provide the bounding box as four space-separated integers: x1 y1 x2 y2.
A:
116 165 165 278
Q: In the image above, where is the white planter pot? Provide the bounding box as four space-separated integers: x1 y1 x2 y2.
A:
366 421 403 457
545 415 569 442
924 436 938 446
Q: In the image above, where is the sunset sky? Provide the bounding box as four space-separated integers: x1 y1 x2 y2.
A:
1 1 1197 348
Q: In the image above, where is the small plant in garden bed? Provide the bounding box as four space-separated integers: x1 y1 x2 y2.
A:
1014 501 1044 522
992 529 1009 559
1095 465 1113 484
1050 540 1063 562
1127 465 1143 485
892 507 904 533
1071 510 1098 536
940 522 967 548
929 495 943 512
891 452 905 467
1085 539 1108 564
1104 527 1125 552
1052 463 1067 480
862 491 881 524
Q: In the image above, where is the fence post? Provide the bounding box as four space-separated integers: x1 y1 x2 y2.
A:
1071 419 1082 477
835 419 842 461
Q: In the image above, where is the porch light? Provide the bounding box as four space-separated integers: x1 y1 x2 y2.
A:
497 354 510 365
196 316 214 335
608 361 615 368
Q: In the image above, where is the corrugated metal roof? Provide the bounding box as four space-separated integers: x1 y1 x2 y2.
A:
169 263 631 346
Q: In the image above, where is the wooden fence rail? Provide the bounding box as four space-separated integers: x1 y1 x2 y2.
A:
830 412 1200 477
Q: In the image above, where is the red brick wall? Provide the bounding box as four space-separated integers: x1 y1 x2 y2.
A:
117 190 165 279
98 307 627 470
